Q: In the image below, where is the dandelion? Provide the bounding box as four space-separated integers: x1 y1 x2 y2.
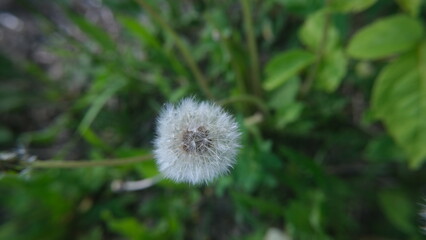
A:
153 97 241 184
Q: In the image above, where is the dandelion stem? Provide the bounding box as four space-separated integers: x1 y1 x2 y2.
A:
27 154 153 169
240 0 262 97
135 0 214 100
224 39 248 95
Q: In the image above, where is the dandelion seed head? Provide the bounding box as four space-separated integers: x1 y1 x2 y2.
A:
154 97 241 184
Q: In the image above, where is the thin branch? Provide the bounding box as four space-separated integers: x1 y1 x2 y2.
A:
135 0 214 100
224 39 248 95
240 0 262 97
27 154 153 168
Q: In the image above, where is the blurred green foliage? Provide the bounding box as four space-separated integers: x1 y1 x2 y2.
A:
1 0 426 239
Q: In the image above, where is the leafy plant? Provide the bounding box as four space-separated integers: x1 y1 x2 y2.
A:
1 0 426 239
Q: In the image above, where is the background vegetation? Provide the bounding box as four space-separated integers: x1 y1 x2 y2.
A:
1 0 426 239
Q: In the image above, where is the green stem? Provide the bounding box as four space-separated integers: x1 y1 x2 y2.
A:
240 0 262 97
300 5 331 97
135 0 214 100
219 95 269 117
224 39 247 95
28 154 153 169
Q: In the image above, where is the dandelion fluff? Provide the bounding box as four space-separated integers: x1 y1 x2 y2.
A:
154 98 241 184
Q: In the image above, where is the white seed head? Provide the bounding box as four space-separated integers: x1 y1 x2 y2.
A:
153 97 241 184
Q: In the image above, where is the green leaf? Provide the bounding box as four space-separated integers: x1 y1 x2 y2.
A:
0 84 29 113
275 103 304 129
347 15 423 60
118 16 162 49
315 48 347 92
263 49 315 91
0 126 12 144
268 77 300 109
102 211 149 240
396 0 423 17
285 190 329 239
329 0 377 13
69 14 116 51
371 44 426 168
268 78 303 128
78 80 125 133
364 135 405 163
378 189 415 234
277 0 325 15
298 10 339 52
77 72 125 149
116 148 159 177
118 15 188 77
231 191 284 217
420 41 426 84
21 115 69 145
80 128 111 150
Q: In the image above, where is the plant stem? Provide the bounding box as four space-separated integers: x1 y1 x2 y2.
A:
135 0 214 100
240 0 262 97
224 39 248 95
27 154 153 169
300 6 331 97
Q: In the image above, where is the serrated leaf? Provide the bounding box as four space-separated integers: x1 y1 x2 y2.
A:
298 10 339 52
315 48 347 92
347 15 423 60
371 44 426 168
329 0 377 13
263 49 315 91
